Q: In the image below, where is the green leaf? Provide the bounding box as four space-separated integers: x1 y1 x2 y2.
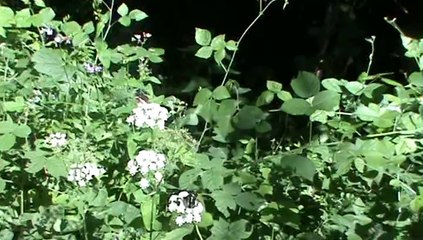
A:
209 219 252 240
256 90 274 106
213 86 231 100
276 90 292 101
290 71 320 98
0 7 15 28
3 96 26 112
117 3 129 16
408 72 423 87
61 21 82 36
25 150 47 173
15 9 32 28
32 48 69 80
34 0 46 7
201 169 224 191
12 124 31 138
31 8 55 27
214 49 226 63
233 105 265 130
91 189 108 207
0 120 18 134
195 28 212 46
217 99 237 116
345 81 365 95
225 40 238 51
235 192 264 211
211 190 238 217
129 9 148 21
266 80 282 92
179 168 202 189
354 104 379 121
45 157 67 178
195 46 213 59
321 78 342 93
312 90 340 111
141 195 161 231
193 88 212 106
278 155 316 181
0 133 15 151
281 98 313 116
211 34 226 50
162 226 193 240
118 16 131 27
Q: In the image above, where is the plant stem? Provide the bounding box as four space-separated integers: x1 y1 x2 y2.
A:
195 224 204 240
220 0 279 86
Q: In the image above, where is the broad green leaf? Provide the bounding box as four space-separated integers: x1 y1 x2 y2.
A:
0 133 15 151
225 40 238 51
32 48 68 79
256 90 274 106
61 21 81 36
0 120 18 134
193 88 213 106
12 124 31 138
195 46 213 59
281 98 313 116
118 16 131 27
290 71 320 98
31 8 55 27
255 121 272 133
345 81 365 95
0 7 15 28
25 150 47 173
196 99 218 122
195 28 212 46
211 190 237 217
276 90 292 101
82 21 95 34
141 195 161 230
129 9 148 21
211 34 226 50
235 192 264 211
233 105 265 129
217 99 237 116
45 157 67 178
278 155 316 181
127 137 137 159
410 195 423 212
15 9 32 28
162 226 193 240
179 168 202 189
117 3 129 16
408 72 423 86
214 49 226 63
312 90 340 111
34 0 46 7
321 78 342 92
201 169 224 191
2 96 26 112
354 158 365 173
266 80 282 92
209 219 251 240
354 104 379 121
213 86 231 100
91 188 108 207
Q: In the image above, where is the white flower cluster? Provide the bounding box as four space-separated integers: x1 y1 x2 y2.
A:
127 150 166 189
168 191 204 226
126 102 169 130
67 163 106 187
46 132 67 147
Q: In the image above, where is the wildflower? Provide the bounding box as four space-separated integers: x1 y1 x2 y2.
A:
67 162 105 187
40 26 55 37
139 178 150 189
83 62 103 74
46 132 67 147
126 102 169 129
131 32 152 45
168 191 204 226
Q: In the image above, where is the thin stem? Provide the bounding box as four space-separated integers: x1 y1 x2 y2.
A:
149 196 155 240
196 122 209 152
220 0 278 86
366 128 423 138
365 36 376 74
102 0 115 41
195 224 204 240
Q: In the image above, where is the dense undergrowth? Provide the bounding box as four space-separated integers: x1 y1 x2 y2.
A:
1 0 423 239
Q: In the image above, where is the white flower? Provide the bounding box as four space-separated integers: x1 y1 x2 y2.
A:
67 162 105 187
175 216 185 226
139 178 150 189
154 171 163 182
168 191 204 226
126 102 169 129
46 132 67 147
126 150 166 176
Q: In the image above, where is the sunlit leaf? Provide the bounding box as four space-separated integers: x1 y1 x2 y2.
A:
290 71 320 98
